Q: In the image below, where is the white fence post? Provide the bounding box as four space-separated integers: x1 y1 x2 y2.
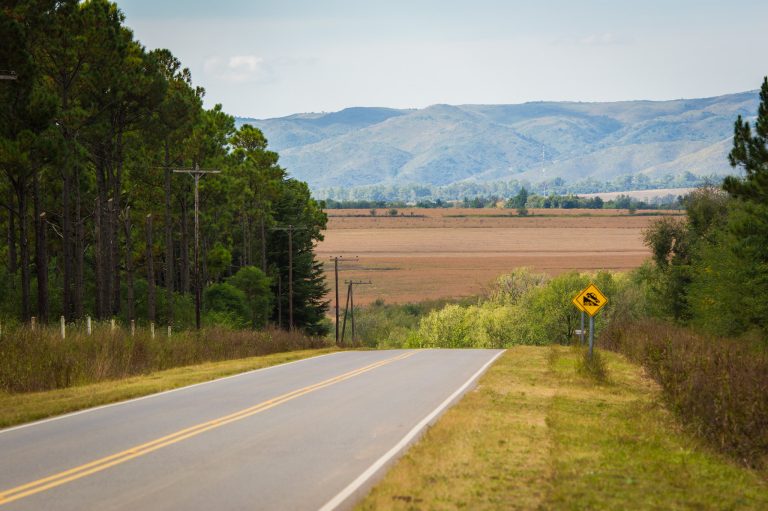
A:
86 316 92 335
167 325 172 337
60 315 66 339
31 316 36 331
150 321 155 339
131 320 135 336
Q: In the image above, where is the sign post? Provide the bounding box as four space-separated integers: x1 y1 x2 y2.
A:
571 287 587 345
572 283 608 358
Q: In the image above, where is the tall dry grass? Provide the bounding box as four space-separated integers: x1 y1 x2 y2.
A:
0 323 329 393
601 318 768 469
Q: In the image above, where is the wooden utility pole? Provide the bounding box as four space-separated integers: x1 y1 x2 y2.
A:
270 224 308 330
173 163 221 330
341 280 372 345
329 256 358 345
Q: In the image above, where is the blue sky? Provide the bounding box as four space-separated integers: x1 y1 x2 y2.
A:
118 0 768 118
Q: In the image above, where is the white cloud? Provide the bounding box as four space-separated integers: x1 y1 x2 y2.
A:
203 54 267 83
577 33 631 46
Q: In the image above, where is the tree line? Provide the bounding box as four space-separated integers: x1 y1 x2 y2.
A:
0 1 329 334
316 170 713 203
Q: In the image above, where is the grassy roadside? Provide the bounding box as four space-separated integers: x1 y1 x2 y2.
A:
0 348 337 429
358 346 768 510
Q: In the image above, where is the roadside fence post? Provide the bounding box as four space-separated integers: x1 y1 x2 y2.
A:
31 316 36 331
131 320 136 336
150 322 155 339
86 316 92 335
60 315 66 339
167 325 172 338
580 311 585 345
110 318 116 332
588 315 595 358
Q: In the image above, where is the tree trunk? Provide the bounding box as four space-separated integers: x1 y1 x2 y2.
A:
8 196 19 275
201 235 209 286
180 196 190 294
123 208 134 322
111 129 123 316
61 167 74 318
164 141 174 325
7 194 17 274
145 214 156 323
94 196 105 319
17 184 31 322
241 212 248 267
33 175 49 323
74 165 84 319
260 214 266 273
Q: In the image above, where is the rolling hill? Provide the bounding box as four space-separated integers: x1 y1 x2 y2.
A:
236 91 758 193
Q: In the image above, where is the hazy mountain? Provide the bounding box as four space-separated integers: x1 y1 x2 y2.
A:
236 91 758 190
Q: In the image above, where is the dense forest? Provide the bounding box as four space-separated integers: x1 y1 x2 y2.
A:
0 1 329 334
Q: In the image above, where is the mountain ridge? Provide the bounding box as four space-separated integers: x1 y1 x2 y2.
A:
236 91 758 193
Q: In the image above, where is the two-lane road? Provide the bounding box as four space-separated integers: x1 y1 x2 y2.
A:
0 349 503 510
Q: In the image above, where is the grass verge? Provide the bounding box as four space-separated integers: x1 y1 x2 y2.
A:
357 346 768 510
0 348 337 429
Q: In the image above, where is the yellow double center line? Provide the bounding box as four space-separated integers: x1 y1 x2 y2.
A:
0 351 416 506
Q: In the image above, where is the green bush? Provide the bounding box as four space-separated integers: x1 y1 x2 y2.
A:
226 266 273 328
203 283 251 328
601 318 768 469
577 348 609 383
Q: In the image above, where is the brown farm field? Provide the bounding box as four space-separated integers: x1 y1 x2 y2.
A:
317 208 681 305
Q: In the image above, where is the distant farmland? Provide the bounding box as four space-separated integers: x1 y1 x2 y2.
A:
317 208 681 305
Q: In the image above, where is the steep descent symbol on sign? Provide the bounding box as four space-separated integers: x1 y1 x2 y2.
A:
572 283 608 317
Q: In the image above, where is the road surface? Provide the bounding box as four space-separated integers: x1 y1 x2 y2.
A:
0 349 503 510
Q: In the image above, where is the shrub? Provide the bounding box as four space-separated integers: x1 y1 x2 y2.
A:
488 267 549 305
226 266 273 328
577 349 609 383
601 318 768 469
203 283 251 328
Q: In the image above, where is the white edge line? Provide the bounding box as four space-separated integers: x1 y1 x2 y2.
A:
318 349 506 511
0 351 345 435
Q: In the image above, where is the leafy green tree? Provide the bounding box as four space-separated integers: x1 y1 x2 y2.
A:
206 243 232 282
226 266 272 328
203 283 250 328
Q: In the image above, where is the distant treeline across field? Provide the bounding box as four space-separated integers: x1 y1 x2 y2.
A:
323 189 686 212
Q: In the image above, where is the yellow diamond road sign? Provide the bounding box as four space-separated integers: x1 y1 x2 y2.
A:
571 288 587 313
573 283 608 317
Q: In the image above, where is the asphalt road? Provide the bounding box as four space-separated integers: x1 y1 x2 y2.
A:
0 349 503 511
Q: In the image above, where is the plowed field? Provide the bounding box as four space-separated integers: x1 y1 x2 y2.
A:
317 208 680 305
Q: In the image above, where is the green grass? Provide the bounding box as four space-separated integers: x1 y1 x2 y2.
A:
0 348 337 429
358 346 768 510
